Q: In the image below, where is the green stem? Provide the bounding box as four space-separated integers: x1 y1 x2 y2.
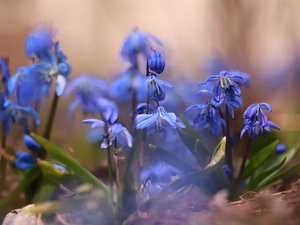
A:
225 105 234 172
43 93 59 140
33 176 58 203
235 134 251 195
136 62 150 185
105 124 114 206
0 123 7 196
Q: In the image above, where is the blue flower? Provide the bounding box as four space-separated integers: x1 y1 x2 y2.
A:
121 29 162 65
148 49 165 74
82 119 132 150
130 103 154 118
140 161 184 197
186 102 225 135
134 106 186 132
0 100 40 134
0 57 10 83
23 134 42 153
242 102 272 127
26 25 55 59
110 66 147 101
200 71 247 117
54 42 68 62
240 102 280 139
64 73 111 117
146 74 173 102
14 151 36 170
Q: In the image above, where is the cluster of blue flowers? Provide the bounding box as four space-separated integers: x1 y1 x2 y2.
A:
8 25 71 106
0 25 72 171
110 30 187 196
186 70 247 135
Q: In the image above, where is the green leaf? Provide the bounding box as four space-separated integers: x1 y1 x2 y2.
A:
194 139 212 168
0 166 42 211
206 137 226 168
32 175 59 203
30 133 110 196
262 161 300 188
247 157 286 190
179 115 200 140
243 140 279 179
149 144 196 173
178 129 197 154
260 143 300 172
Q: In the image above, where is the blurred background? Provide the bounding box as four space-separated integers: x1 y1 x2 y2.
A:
1 0 300 166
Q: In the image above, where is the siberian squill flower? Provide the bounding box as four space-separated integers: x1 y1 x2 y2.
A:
25 25 55 59
130 103 154 118
64 73 113 118
200 70 247 117
110 66 147 101
186 102 225 135
240 102 280 139
0 100 40 134
146 74 173 102
121 29 162 65
7 67 39 105
140 161 184 197
83 119 132 151
0 57 10 83
134 106 186 133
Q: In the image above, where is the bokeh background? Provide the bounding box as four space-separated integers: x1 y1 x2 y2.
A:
1 0 300 166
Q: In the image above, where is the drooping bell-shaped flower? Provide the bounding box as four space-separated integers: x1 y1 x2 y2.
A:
240 102 280 139
83 119 132 151
134 105 185 132
121 29 162 65
25 25 55 59
64 73 110 117
0 100 40 135
110 66 147 102
186 102 225 135
146 74 173 102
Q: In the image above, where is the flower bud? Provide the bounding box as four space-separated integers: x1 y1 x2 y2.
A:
23 134 42 153
14 151 36 170
148 49 165 74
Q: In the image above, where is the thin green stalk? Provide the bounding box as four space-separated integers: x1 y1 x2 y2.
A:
0 123 7 196
136 62 150 185
235 134 251 195
225 105 234 172
104 124 114 206
33 176 58 203
43 93 59 140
